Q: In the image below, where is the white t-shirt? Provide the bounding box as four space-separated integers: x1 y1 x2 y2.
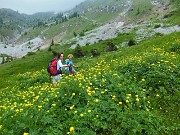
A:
57 59 66 72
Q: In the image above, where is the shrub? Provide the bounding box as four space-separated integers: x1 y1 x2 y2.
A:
128 39 136 46
74 44 84 57
79 31 85 37
91 48 100 57
52 50 58 57
27 52 36 56
154 24 161 28
106 42 118 52
48 46 52 51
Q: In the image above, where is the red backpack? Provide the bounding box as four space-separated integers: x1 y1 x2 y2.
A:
47 58 62 76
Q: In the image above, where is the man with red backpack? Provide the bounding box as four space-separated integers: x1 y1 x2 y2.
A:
48 53 69 86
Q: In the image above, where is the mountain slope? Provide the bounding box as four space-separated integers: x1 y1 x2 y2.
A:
0 8 54 43
0 0 179 62
0 32 179 134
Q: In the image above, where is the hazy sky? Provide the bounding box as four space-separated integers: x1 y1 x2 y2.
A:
0 0 86 14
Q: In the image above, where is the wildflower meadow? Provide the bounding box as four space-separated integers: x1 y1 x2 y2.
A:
0 33 180 134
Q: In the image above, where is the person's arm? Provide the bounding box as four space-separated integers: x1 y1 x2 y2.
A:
73 64 78 68
63 64 69 67
57 60 69 69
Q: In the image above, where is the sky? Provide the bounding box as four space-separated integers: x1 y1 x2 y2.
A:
0 0 86 14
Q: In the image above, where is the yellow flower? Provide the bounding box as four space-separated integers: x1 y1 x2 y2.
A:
15 109 19 112
88 110 91 113
72 93 75 96
79 83 82 87
156 94 159 97
101 91 105 94
119 102 122 105
38 106 42 109
136 98 140 102
69 126 75 132
94 99 99 103
51 104 56 107
127 94 131 97
92 91 95 94
74 111 77 114
70 105 74 110
80 114 84 117
126 100 129 103
0 125 2 129
142 79 145 82
23 133 29 135
95 87 98 90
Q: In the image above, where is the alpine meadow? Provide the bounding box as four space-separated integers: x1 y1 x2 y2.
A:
0 0 180 134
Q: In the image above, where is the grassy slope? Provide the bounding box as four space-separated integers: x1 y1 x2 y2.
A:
0 32 179 134
0 0 180 134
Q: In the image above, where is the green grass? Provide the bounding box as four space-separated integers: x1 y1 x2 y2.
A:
0 32 179 134
127 0 154 21
0 1 180 133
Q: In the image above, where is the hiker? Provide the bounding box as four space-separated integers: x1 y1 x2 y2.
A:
65 54 78 75
52 53 69 86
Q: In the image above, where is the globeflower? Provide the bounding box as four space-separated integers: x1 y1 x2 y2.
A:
23 132 29 135
94 99 99 103
126 100 129 103
136 98 140 102
79 83 82 87
126 94 131 97
51 104 56 107
101 91 105 94
70 126 75 132
38 106 42 109
88 110 91 113
70 105 75 110
119 102 122 105
142 79 145 82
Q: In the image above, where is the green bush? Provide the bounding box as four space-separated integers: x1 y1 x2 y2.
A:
106 41 118 52
74 44 84 57
91 48 100 57
128 39 136 46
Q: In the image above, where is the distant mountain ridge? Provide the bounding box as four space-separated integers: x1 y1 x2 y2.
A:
0 8 55 43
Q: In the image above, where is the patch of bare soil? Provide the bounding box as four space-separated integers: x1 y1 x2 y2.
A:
40 32 66 50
